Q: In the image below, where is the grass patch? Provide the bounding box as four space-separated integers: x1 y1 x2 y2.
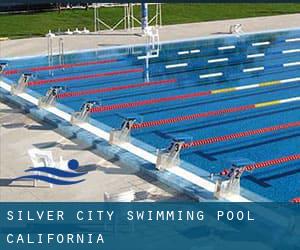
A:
0 4 299 39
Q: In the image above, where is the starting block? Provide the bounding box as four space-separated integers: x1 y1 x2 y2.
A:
109 114 143 145
11 73 32 95
214 158 254 199
214 170 242 199
156 134 192 170
0 62 7 74
38 86 65 108
229 24 243 35
71 101 99 124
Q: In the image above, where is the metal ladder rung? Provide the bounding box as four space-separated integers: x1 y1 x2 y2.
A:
58 38 65 68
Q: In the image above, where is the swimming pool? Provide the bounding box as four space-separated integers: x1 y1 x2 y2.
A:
1 28 300 202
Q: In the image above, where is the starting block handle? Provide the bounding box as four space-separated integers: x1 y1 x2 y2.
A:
121 117 136 130
0 62 8 74
71 100 99 124
109 117 138 145
213 164 246 199
156 139 185 170
11 73 32 95
38 86 64 108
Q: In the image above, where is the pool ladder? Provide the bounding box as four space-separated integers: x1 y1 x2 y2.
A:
47 36 65 75
144 27 160 82
58 38 65 69
47 36 53 75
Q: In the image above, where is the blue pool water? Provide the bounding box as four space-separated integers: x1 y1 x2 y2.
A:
2 28 300 201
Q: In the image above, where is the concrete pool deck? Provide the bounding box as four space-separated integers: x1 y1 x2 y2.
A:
0 101 191 201
0 14 299 201
0 13 299 58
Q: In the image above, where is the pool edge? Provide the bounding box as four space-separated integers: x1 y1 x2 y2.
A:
0 84 219 202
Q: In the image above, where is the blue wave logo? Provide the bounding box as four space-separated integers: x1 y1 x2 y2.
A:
13 159 86 185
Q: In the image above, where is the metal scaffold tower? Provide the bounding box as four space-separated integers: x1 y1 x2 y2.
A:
93 3 162 32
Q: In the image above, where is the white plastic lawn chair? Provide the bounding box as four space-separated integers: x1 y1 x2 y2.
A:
45 30 55 38
73 28 82 35
64 29 73 35
81 27 90 34
104 190 135 202
229 24 243 35
103 190 136 233
28 148 67 188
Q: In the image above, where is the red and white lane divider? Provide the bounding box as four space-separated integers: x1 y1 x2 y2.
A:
242 154 300 172
291 197 300 203
90 77 300 114
57 78 177 99
3 59 118 75
182 121 300 149
28 68 143 86
220 154 300 176
131 96 300 129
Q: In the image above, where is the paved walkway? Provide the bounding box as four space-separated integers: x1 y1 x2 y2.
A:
0 102 190 201
0 14 299 58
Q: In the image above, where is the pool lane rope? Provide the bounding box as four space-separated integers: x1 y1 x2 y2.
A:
90 77 300 113
3 59 118 75
181 121 300 149
27 68 143 86
291 197 300 203
131 96 300 129
220 154 300 175
57 78 177 98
